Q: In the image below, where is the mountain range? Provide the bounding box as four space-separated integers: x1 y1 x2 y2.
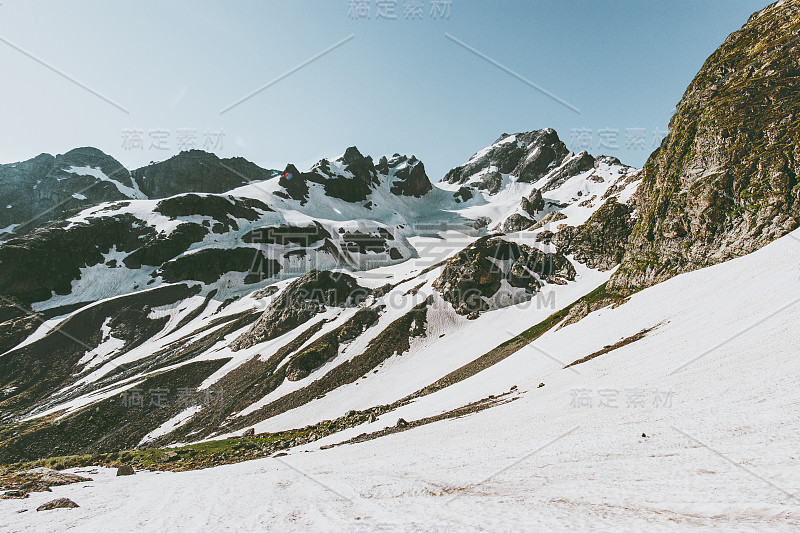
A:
2 1 800 530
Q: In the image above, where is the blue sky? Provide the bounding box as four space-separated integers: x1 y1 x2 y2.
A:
0 0 768 180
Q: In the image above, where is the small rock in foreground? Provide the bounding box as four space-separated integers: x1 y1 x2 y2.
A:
116 464 135 476
36 498 79 511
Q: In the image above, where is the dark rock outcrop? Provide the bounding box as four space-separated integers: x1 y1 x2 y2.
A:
132 150 276 198
499 213 535 233
242 222 331 247
231 271 370 350
433 237 575 315
376 154 433 197
443 129 571 188
521 188 545 217
156 248 281 285
0 148 137 235
0 148 277 239
341 230 393 255
538 151 596 192
284 307 380 381
37 498 79 511
282 148 433 204
154 194 272 232
609 0 800 293
554 198 635 271
453 186 474 203
277 164 310 203
123 223 209 269
116 464 135 476
0 215 155 304
475 169 503 194
307 147 379 203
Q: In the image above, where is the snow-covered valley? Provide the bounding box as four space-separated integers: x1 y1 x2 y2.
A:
3 227 800 532
3 1 800 528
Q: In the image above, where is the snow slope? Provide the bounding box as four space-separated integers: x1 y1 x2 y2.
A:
5 227 800 532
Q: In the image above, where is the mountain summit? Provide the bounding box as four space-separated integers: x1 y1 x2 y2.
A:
277 147 433 204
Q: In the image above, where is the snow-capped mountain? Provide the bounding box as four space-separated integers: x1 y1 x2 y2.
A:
3 1 800 531
0 148 279 240
0 128 640 459
0 148 141 237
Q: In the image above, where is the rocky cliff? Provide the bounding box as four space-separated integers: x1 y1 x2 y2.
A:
609 0 800 292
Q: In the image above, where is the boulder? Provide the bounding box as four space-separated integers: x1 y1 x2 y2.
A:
37 498 79 511
116 465 135 476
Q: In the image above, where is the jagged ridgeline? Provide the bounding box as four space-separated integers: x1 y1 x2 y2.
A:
0 124 643 465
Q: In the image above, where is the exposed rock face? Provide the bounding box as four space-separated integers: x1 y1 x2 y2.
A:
0 148 277 239
242 222 331 247
154 194 272 230
453 186 474 203
341 229 395 255
499 213 535 233
537 151 595 192
309 146 380 202
498 188 547 232
132 150 276 198
0 355 228 463
284 307 380 381
475 169 503 194
0 283 202 417
433 237 575 315
0 191 279 305
280 147 433 204
277 164 310 203
0 215 155 304
529 211 567 231
443 129 571 187
123 223 208 269
0 148 137 235
609 0 800 293
376 154 433 197
231 271 370 350
554 198 635 271
521 188 545 217
156 248 281 285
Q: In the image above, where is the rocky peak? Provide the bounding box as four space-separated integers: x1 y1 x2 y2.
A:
132 150 275 199
442 128 572 191
377 154 433 198
0 148 134 235
280 148 433 203
298 147 379 203
609 0 800 293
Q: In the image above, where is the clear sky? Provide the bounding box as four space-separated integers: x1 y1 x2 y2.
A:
0 0 769 181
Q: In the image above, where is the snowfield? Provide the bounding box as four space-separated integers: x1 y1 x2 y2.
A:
4 229 800 532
